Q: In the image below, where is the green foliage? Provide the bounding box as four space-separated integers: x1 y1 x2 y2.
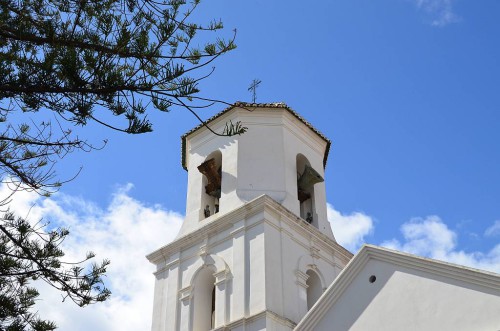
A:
223 121 248 136
0 1 239 329
0 0 238 192
0 211 110 330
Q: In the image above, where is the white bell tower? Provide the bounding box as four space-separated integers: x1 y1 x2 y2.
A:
147 102 352 331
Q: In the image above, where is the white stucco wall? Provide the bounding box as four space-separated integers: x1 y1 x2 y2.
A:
147 196 351 331
148 105 351 330
179 107 333 240
151 104 500 331
310 257 500 331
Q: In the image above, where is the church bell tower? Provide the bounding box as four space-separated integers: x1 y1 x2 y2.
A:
147 102 352 331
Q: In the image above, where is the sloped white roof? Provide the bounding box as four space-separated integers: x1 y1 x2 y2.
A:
295 244 500 331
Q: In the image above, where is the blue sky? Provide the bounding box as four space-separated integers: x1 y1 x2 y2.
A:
9 0 500 329
55 0 500 255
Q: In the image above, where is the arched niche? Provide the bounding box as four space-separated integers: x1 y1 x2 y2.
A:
184 254 231 330
306 269 323 310
296 254 328 318
198 150 222 220
184 254 229 287
296 154 323 227
192 266 216 331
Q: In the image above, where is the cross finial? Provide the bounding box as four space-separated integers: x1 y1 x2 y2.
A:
248 79 262 103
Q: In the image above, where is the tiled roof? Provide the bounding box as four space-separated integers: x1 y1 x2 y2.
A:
181 102 331 170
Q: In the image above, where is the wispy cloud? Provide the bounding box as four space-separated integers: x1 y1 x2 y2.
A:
327 203 374 252
2 184 183 331
485 220 500 237
412 0 460 26
382 216 500 273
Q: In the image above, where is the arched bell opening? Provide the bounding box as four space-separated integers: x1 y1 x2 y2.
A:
198 151 222 220
192 266 217 331
296 154 324 227
306 269 323 310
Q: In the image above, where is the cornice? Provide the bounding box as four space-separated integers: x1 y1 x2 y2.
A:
211 309 297 331
146 195 352 265
262 197 352 261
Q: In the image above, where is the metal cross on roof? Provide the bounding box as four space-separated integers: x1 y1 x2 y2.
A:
248 79 262 103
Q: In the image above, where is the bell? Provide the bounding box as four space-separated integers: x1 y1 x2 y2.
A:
198 158 221 198
297 189 311 203
298 165 324 191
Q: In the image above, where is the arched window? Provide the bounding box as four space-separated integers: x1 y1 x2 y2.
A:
296 154 323 226
192 267 216 331
211 286 216 328
306 269 323 310
198 151 222 220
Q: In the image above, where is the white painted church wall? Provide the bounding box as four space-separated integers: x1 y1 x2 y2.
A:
312 259 500 331
151 105 500 331
280 112 332 238
236 113 287 204
180 108 333 241
181 111 241 236
149 197 350 331
149 105 350 330
262 208 341 324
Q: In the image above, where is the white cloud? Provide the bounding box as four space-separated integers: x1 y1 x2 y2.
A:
382 216 500 273
485 220 500 237
412 0 460 26
1 184 183 331
4 185 498 330
327 203 374 253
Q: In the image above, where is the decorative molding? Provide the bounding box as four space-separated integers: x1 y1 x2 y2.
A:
263 197 352 259
178 286 193 303
229 221 246 236
180 253 231 291
296 270 310 288
165 257 180 269
310 246 321 260
198 244 208 258
211 309 297 331
308 263 318 271
152 267 169 277
146 195 353 265
214 269 232 286
266 309 298 329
